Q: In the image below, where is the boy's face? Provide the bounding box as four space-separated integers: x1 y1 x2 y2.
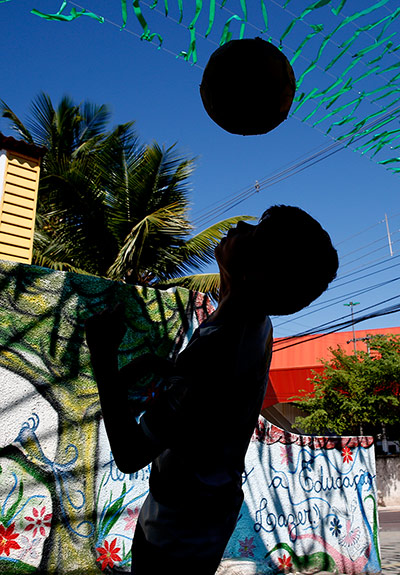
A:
215 220 258 278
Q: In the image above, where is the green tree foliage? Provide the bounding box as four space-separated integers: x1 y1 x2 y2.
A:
0 93 255 298
293 334 400 435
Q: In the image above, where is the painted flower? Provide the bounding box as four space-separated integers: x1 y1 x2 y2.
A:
277 554 292 572
96 538 122 571
339 520 361 548
0 522 21 556
330 517 342 537
123 507 139 531
15 535 41 562
24 506 52 537
342 446 353 463
238 536 256 558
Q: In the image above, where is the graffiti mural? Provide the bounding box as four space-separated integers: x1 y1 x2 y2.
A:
0 261 212 574
0 261 380 574
224 421 380 574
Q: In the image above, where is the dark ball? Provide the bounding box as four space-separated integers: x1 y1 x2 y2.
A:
200 37 296 136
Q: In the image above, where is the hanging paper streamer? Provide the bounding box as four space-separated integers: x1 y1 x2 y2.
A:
3 0 400 171
31 0 103 22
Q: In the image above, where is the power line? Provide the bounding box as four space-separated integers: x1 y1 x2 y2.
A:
273 297 400 353
192 105 400 227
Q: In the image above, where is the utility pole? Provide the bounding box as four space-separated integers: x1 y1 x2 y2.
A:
344 301 360 353
385 213 393 257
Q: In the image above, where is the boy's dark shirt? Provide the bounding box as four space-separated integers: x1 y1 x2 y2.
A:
138 315 273 557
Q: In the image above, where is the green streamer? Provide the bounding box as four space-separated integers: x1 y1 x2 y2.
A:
371 88 400 104
290 24 323 66
368 41 394 66
376 7 400 42
356 130 400 158
280 0 331 44
379 157 400 165
31 0 104 22
354 34 395 59
220 14 245 45
381 60 400 74
331 0 347 16
239 0 248 38
132 0 163 46
260 0 268 32
326 96 364 133
295 60 317 90
181 0 202 64
205 0 216 37
292 87 319 113
120 0 127 29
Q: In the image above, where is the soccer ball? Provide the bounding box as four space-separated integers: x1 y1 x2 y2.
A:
200 37 296 136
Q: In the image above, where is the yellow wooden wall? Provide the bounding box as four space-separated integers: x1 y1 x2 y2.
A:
0 151 40 264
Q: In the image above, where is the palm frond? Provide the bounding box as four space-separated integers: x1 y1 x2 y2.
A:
26 92 57 148
79 102 112 142
157 273 221 301
0 100 33 143
158 215 258 278
107 201 191 281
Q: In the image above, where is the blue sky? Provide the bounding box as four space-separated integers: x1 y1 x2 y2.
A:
1 0 400 339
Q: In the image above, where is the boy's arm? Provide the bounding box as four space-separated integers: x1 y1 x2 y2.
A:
85 307 164 474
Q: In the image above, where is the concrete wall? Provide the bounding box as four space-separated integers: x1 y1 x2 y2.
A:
376 455 400 507
0 262 380 574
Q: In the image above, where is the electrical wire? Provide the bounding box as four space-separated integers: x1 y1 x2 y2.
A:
273 296 400 353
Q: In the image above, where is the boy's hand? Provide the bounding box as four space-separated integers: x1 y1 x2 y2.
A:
85 304 126 355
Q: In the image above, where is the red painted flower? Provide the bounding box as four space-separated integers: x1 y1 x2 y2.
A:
277 554 292 571
96 538 122 571
0 523 21 556
24 506 52 537
342 446 353 463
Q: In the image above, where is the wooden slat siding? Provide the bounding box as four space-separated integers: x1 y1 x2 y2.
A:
7 163 37 183
5 182 37 200
3 192 34 210
0 222 32 239
6 173 37 190
0 232 31 248
0 151 41 264
0 243 31 259
0 252 30 263
2 202 34 219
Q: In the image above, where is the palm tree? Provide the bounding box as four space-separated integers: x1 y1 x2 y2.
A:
1 93 255 299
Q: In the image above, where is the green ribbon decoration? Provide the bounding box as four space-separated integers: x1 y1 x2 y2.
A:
31 0 104 22
331 0 347 16
179 0 202 64
132 0 163 46
120 0 128 29
205 0 215 37
220 14 246 45
280 0 331 44
260 0 268 32
290 24 323 66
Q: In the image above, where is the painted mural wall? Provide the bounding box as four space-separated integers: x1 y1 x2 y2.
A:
0 261 380 574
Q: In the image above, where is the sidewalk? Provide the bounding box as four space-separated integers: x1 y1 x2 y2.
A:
379 506 400 574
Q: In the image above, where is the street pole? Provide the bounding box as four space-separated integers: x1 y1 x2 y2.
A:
344 301 360 353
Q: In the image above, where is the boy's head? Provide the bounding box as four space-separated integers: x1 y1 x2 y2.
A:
216 204 338 315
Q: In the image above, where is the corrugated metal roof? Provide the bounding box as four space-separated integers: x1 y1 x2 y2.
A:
263 326 400 408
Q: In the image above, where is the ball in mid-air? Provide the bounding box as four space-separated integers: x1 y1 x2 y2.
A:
200 37 296 136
